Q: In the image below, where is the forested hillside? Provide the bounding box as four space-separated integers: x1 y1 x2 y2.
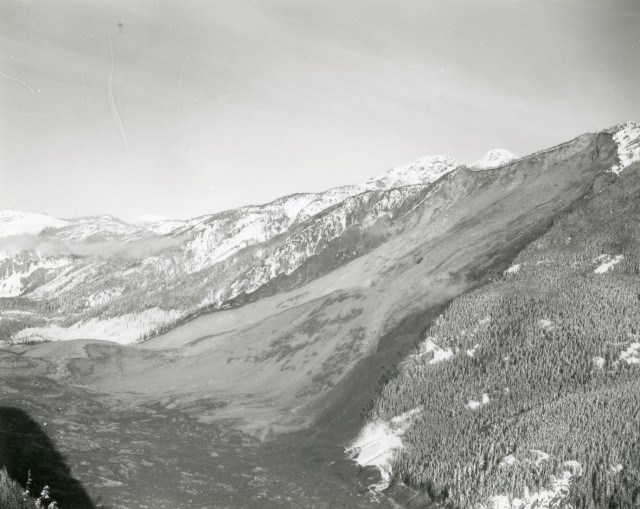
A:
365 163 640 508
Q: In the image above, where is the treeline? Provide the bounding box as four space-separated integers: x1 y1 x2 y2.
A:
369 166 640 508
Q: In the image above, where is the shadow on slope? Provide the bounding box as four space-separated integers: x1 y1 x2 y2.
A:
0 407 96 509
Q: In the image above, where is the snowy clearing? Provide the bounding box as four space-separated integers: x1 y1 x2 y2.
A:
499 454 517 467
0 257 71 298
619 342 640 364
490 460 581 509
346 408 421 491
594 254 624 274
504 264 520 274
531 449 551 464
416 337 454 364
538 319 553 329
13 307 182 345
466 393 490 410
610 463 624 474
466 344 480 357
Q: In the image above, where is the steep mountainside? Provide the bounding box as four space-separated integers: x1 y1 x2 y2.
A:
0 122 639 508
348 152 640 506
0 155 460 344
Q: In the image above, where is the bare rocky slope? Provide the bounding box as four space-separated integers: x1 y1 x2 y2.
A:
0 122 639 508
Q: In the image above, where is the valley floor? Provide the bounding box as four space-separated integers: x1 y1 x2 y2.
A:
0 293 457 508
0 350 376 508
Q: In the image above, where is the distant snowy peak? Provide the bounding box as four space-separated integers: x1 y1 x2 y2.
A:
0 210 70 237
0 154 458 243
611 121 640 175
47 215 143 242
278 155 459 224
132 215 187 235
365 155 460 190
470 149 517 170
132 215 172 225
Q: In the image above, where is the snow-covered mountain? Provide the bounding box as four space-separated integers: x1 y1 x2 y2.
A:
0 210 70 237
3 122 640 509
363 154 459 188
470 148 518 170
0 122 638 344
0 154 460 343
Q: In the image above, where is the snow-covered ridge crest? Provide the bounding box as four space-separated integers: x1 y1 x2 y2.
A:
470 149 517 170
0 210 70 237
364 155 459 189
1 154 457 241
611 121 640 175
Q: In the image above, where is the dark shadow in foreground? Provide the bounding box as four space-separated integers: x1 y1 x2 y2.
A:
0 407 96 508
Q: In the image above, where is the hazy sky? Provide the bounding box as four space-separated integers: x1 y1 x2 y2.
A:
1 1 639 220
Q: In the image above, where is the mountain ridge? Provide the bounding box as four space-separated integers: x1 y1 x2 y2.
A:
0 122 637 346
2 121 640 508
3 121 636 237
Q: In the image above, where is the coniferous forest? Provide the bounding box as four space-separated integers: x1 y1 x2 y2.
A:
368 164 640 508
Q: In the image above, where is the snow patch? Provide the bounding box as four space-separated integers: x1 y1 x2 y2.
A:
538 319 553 329
530 449 551 465
13 307 182 345
490 460 581 509
594 254 624 274
84 288 123 308
619 342 640 364
563 460 582 474
0 257 71 297
466 393 490 410
505 264 520 274
499 454 517 467
611 121 640 174
415 337 454 364
610 463 623 474
346 408 421 491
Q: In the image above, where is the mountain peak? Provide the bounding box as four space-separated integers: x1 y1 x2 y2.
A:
470 149 517 170
365 154 459 190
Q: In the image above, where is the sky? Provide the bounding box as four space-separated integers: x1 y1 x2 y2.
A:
1 1 639 221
